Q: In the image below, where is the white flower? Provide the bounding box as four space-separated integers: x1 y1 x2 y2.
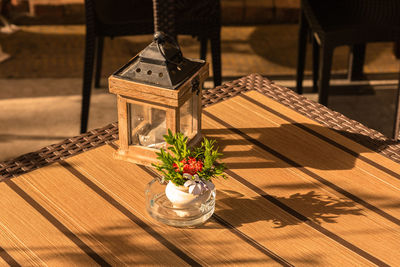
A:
188 183 202 195
192 174 200 181
184 180 196 187
182 174 214 195
183 173 192 179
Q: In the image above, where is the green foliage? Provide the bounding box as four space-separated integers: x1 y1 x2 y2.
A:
152 130 226 185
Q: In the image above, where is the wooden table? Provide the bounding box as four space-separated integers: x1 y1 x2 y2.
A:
1 74 400 266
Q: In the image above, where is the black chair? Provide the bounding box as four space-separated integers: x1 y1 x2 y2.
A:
81 0 221 133
296 0 400 139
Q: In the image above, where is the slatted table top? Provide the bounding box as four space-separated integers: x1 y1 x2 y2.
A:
1 74 400 266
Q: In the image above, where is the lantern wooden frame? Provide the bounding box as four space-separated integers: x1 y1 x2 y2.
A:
109 58 209 166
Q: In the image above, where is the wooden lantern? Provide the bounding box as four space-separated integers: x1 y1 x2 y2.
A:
109 33 209 166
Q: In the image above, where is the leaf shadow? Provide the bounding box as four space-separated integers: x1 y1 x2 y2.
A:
215 189 364 228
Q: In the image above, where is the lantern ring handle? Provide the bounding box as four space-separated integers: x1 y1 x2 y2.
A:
154 32 183 66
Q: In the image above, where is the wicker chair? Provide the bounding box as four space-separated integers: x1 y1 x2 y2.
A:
296 0 400 139
81 0 221 133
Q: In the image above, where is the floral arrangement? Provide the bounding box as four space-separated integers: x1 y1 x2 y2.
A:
153 130 226 195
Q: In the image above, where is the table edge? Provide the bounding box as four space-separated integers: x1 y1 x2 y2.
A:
1 73 399 180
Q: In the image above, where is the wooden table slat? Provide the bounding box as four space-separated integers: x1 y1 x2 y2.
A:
0 181 98 266
201 91 400 265
6 165 192 266
1 81 400 266
63 145 375 266
67 147 294 266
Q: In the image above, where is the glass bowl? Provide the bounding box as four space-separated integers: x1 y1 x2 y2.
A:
145 178 216 227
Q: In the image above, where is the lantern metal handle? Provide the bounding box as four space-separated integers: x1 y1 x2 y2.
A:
154 31 183 68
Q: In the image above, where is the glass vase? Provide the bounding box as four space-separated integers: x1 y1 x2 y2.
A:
145 178 216 227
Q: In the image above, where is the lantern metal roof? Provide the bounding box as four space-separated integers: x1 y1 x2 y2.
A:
114 32 205 90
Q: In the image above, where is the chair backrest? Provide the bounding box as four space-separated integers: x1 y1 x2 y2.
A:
87 0 153 25
306 0 400 28
85 0 220 37
86 0 179 38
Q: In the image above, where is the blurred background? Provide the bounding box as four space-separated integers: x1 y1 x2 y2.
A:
0 0 399 161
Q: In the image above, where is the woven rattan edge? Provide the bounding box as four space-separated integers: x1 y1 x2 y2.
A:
0 123 118 181
2 73 400 180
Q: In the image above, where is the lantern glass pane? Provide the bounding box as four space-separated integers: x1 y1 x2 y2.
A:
129 103 166 149
179 95 198 138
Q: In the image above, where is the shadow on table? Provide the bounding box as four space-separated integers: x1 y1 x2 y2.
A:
214 189 363 228
5 222 294 266
1 225 174 265
203 122 399 171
